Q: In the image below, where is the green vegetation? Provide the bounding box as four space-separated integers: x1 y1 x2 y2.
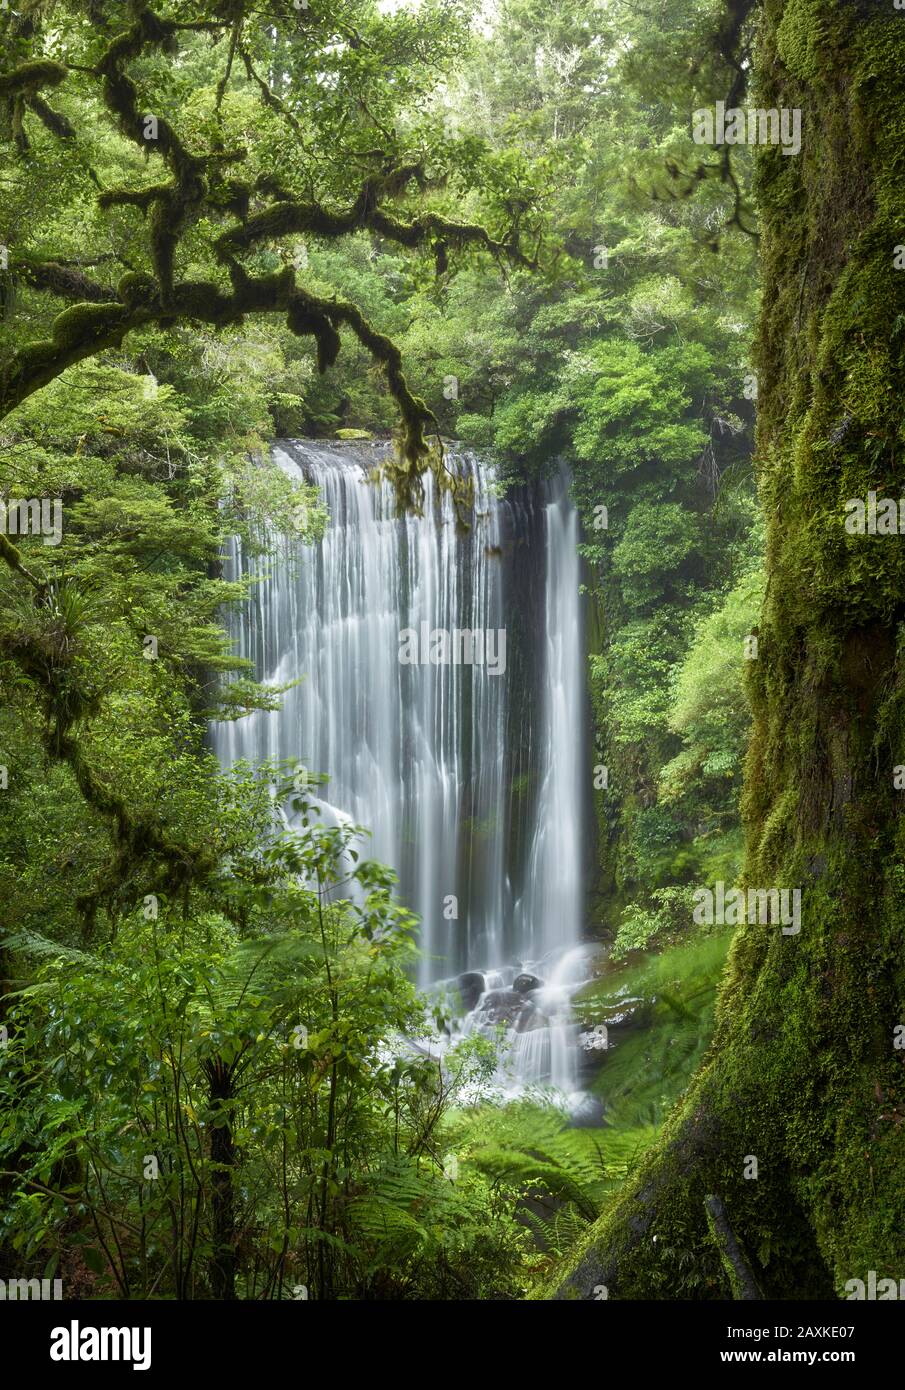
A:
551 0 905 1302
0 0 898 1308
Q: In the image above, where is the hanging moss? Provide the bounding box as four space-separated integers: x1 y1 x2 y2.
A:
0 59 67 98
286 294 341 373
116 270 158 307
329 295 436 476
10 95 27 153
93 7 216 306
172 279 234 325
1 4 525 516
208 177 252 220
25 94 75 140
18 259 117 304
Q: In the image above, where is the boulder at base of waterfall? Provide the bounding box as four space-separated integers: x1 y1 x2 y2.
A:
476 988 527 1027
512 973 543 994
475 988 549 1033
456 971 486 1012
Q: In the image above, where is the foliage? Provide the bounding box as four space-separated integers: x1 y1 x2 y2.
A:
0 0 780 1304
0 797 529 1299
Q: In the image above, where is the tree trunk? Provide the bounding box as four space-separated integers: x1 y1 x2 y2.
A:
207 1058 237 1301
553 0 905 1299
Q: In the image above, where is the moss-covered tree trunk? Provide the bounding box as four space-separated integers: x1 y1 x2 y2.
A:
553 0 905 1299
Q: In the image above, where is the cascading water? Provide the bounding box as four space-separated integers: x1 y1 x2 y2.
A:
213 440 588 1104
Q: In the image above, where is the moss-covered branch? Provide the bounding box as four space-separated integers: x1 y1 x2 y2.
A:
1 301 148 419
0 612 217 934
704 1194 764 1300
217 186 534 269
94 8 225 301
14 259 119 304
0 1 530 512
25 93 76 140
0 59 68 101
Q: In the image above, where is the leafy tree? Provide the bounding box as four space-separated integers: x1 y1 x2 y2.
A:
0 0 537 505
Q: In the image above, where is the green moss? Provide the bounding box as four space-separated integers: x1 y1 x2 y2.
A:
548 0 905 1302
50 302 127 351
774 0 831 84
0 59 67 97
98 183 171 212
116 271 158 307
25 92 75 141
285 291 342 373
172 280 234 325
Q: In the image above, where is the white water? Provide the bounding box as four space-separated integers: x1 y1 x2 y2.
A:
213 441 586 1100
514 473 585 962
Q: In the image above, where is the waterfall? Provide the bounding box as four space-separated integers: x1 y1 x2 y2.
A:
514 471 585 963
213 440 586 1099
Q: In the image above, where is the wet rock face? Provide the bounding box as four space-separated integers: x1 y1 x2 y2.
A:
477 988 523 1026
515 1002 547 1034
512 973 543 994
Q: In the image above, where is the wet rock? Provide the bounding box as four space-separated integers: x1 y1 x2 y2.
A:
456 971 486 1012
601 996 644 1029
476 988 526 1027
513 972 543 994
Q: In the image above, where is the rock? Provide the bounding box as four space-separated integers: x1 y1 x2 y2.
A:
512 972 543 994
601 996 644 1029
456 971 485 1012
475 988 525 1027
